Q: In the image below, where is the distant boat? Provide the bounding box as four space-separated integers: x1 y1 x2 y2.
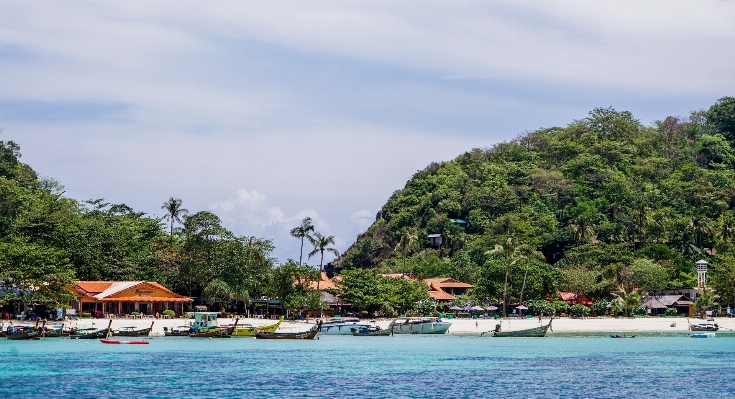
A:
256 321 321 340
188 312 231 338
391 318 452 334
6 321 41 340
163 325 192 336
688 318 719 332
230 316 284 337
482 317 553 337
314 317 370 335
610 334 636 338
112 321 154 337
70 320 113 340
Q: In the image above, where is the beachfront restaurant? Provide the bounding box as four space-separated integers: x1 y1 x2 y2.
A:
65 281 193 318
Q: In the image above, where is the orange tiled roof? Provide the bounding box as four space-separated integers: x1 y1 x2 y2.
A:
309 272 338 290
423 277 473 289
428 287 456 301
74 281 115 295
66 281 192 302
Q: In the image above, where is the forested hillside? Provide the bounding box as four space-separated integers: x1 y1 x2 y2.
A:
338 98 735 306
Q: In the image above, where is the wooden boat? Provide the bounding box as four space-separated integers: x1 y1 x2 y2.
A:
112 321 154 337
610 334 636 338
688 318 719 331
351 321 394 336
70 320 112 339
188 312 231 338
255 321 321 340
6 321 41 340
231 316 284 337
317 317 371 335
163 325 192 336
100 339 149 344
482 317 554 337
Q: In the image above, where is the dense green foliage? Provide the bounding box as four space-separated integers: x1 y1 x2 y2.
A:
339 98 735 306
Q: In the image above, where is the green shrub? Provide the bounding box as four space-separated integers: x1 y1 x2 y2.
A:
78 312 92 318
592 299 609 315
633 306 646 316
551 301 569 315
526 299 554 316
162 310 175 318
569 304 591 317
130 311 140 316
665 308 678 317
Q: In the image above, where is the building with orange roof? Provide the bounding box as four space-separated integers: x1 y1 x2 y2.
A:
554 291 594 306
308 272 341 291
423 278 474 302
65 281 192 318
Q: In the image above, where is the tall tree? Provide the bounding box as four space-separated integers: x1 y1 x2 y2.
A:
395 229 418 277
486 237 520 318
308 232 339 291
290 217 314 266
161 197 188 238
515 244 545 306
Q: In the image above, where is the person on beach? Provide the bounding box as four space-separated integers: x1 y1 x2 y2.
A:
475 321 478 328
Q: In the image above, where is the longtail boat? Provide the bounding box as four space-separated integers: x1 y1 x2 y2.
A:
231 316 284 337
188 312 231 338
6 320 41 340
71 320 112 339
481 317 554 337
113 321 154 337
164 325 191 336
255 321 321 340
687 318 719 331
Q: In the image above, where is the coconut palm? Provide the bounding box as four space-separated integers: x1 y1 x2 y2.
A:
161 197 188 238
290 217 315 266
515 244 545 307
395 229 418 277
308 232 340 291
486 237 520 318
693 289 719 318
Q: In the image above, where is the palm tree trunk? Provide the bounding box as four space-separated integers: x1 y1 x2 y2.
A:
502 265 510 318
519 259 530 306
318 250 324 318
299 236 304 266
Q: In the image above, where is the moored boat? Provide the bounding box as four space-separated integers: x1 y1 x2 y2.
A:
112 321 154 337
70 320 112 339
610 334 636 338
256 321 321 340
6 322 41 340
692 332 716 338
688 318 719 331
391 318 452 334
482 317 553 337
163 325 192 336
231 316 284 337
188 312 231 338
315 317 371 335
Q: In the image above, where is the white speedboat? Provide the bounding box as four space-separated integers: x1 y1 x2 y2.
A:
314 318 371 335
391 318 452 334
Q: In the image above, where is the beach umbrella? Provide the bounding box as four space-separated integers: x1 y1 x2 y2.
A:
516 305 528 310
462 306 473 311
486 306 498 311
471 306 485 311
450 306 462 311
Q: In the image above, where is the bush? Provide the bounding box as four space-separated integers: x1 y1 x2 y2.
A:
592 299 609 315
665 308 678 317
78 312 92 318
569 304 591 318
526 299 554 316
162 310 175 318
130 311 140 316
551 301 569 315
633 306 646 316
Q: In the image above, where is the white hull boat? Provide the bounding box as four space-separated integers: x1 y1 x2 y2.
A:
315 318 371 335
391 318 451 334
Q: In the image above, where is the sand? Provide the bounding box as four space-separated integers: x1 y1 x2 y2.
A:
7 315 733 336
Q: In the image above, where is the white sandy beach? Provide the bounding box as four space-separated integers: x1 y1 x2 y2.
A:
7 316 734 336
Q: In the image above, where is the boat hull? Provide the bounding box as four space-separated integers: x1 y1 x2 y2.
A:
112 328 152 337
492 325 549 337
319 323 371 335
255 330 318 340
691 333 715 338
231 318 283 337
6 331 40 340
391 321 451 334
70 329 110 339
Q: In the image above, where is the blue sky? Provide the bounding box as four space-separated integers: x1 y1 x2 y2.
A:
1 1 734 263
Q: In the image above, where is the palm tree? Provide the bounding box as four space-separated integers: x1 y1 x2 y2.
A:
161 197 188 238
688 215 713 250
290 217 315 266
308 232 339 318
308 232 340 292
569 214 595 242
395 229 418 277
693 289 719 318
613 289 641 317
486 237 519 318
515 244 545 308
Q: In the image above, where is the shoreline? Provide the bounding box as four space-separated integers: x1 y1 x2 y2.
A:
3 316 734 336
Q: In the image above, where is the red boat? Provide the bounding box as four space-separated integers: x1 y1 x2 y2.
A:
100 339 149 344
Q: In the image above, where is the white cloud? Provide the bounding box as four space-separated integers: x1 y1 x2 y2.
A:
349 209 375 234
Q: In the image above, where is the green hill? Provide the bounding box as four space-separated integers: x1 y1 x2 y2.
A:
337 98 735 307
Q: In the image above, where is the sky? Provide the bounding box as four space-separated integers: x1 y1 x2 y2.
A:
1 1 734 263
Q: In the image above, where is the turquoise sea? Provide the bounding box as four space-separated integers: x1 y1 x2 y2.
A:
2 334 734 398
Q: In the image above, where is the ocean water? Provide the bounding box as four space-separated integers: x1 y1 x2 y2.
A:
1 334 734 399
